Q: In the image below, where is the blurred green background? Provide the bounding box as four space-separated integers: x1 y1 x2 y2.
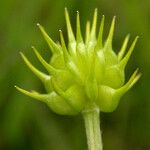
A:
0 0 149 149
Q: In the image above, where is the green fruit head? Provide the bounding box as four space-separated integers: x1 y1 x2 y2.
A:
15 9 141 115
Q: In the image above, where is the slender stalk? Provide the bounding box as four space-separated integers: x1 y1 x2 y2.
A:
83 108 102 150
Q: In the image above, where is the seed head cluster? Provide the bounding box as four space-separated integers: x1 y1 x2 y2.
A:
16 9 141 115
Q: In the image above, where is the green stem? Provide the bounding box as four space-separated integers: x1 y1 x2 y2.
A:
83 108 103 150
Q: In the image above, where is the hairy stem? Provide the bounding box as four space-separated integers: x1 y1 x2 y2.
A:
83 108 102 150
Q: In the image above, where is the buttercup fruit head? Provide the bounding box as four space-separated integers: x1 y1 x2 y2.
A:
15 8 141 115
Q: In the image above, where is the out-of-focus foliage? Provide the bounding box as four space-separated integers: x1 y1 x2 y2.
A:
0 0 149 150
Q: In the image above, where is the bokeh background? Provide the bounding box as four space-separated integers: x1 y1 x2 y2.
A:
0 0 149 149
